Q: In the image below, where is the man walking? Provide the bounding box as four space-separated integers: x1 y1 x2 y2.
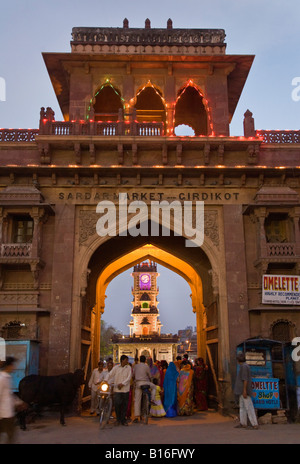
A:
132 355 155 423
0 356 25 443
234 352 258 429
107 355 132 426
88 360 105 415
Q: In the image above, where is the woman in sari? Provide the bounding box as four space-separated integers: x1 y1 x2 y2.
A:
160 360 168 388
193 357 208 411
174 356 182 372
147 357 161 384
163 362 179 417
177 361 194 416
155 360 163 387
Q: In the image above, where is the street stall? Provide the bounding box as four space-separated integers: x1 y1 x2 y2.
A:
236 338 290 412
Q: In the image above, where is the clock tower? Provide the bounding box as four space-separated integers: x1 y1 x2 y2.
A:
129 261 162 337
112 260 178 363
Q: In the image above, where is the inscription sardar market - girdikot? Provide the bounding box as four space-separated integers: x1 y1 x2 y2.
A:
58 190 240 202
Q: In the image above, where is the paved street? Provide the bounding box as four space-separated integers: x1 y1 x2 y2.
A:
13 409 300 445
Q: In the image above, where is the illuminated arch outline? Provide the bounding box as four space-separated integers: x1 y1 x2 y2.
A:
87 81 125 120
174 80 214 136
128 80 167 124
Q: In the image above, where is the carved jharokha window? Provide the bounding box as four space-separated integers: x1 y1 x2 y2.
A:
12 216 33 243
175 85 208 136
134 85 166 124
264 213 292 243
93 83 124 121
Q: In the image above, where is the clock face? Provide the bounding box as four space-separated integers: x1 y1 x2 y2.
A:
140 274 150 284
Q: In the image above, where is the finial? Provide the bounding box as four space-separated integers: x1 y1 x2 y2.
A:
167 18 173 29
123 18 129 28
145 18 151 29
243 109 255 137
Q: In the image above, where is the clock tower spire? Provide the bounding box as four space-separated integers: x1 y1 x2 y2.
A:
112 260 178 363
129 260 162 337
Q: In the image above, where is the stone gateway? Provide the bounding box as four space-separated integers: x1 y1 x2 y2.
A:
0 19 299 412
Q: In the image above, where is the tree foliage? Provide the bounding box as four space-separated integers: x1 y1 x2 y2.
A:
100 319 120 359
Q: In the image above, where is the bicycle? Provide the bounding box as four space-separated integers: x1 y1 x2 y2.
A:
140 384 151 425
97 381 113 429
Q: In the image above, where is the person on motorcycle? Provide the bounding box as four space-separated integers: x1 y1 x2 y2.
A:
132 355 155 423
104 358 114 380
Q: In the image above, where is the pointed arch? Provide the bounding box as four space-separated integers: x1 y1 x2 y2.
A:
132 81 166 124
70 212 230 407
174 81 213 136
88 82 124 121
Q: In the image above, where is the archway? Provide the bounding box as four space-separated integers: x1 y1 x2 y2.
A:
174 83 209 136
72 220 229 408
94 244 203 359
134 82 166 125
104 260 196 360
91 83 124 121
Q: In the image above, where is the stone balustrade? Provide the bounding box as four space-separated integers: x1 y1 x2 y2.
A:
267 242 296 257
1 124 300 145
0 128 39 142
256 130 300 144
41 119 164 137
1 243 32 257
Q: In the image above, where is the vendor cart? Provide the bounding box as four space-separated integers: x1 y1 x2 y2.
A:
236 338 290 412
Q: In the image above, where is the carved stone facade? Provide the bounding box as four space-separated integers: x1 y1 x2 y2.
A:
71 20 226 56
0 21 299 410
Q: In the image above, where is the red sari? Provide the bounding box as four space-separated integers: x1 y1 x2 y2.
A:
193 359 208 411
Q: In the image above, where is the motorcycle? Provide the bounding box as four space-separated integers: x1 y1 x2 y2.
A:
97 380 113 429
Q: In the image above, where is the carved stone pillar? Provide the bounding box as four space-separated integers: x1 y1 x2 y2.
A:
92 309 101 368
208 269 219 297
80 268 91 297
290 207 300 256
30 207 44 259
0 264 3 290
1 214 8 244
254 207 268 259
166 104 175 136
30 262 40 290
0 208 4 245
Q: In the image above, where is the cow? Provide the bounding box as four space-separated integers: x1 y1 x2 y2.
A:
18 369 85 429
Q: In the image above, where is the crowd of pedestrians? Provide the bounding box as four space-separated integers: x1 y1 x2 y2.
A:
88 353 209 426
0 351 259 442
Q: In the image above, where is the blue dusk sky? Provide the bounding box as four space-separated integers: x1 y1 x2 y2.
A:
0 1 299 333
